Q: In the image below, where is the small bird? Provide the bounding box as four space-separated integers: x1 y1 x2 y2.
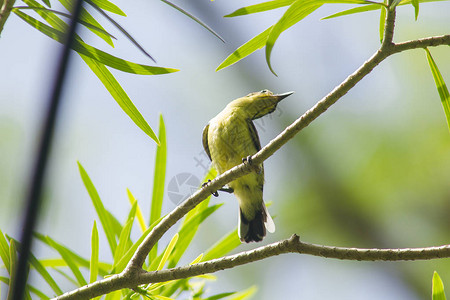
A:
202 90 294 242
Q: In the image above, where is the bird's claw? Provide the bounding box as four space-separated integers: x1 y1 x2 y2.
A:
201 179 211 188
242 155 261 173
242 155 253 165
202 179 229 197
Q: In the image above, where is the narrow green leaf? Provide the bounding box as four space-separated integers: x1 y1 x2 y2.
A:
20 0 162 143
204 292 236 300
7 235 93 294
14 11 178 75
148 248 165 271
0 277 50 299
90 221 99 284
13 6 118 39
34 233 110 276
22 0 66 29
203 228 241 262
112 215 165 273
0 230 10 273
160 0 224 42
149 114 167 261
220 0 383 72
265 0 383 74
8 239 61 296
266 0 322 75
18 245 63 295
216 26 273 71
80 56 161 143
189 253 203 265
78 162 117 254
8 239 18 299
127 189 147 232
168 203 222 268
27 285 50 299
85 0 155 62
104 290 121 300
379 2 386 43
105 209 123 240
225 0 295 17
225 0 377 17
433 271 447 300
156 278 190 297
45 237 88 286
411 0 419 19
39 258 110 273
313 0 382 3
89 0 126 16
113 202 136 266
146 280 176 293
229 286 257 300
157 234 178 271
57 0 114 46
28 256 63 295
322 3 379 18
41 0 51 7
321 0 441 19
425 48 450 133
153 295 175 300
52 269 80 287
25 289 32 300
150 114 167 225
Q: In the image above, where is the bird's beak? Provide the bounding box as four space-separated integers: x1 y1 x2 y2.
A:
275 91 294 102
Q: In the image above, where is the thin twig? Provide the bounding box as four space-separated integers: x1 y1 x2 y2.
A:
392 35 450 54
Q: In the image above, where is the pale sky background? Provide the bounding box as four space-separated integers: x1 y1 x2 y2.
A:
0 0 449 298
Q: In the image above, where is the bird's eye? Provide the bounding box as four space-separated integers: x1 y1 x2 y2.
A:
260 89 268 93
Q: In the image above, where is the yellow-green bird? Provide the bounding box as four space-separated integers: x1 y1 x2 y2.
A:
202 90 294 242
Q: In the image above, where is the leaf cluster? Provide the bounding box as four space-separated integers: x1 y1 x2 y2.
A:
0 116 250 299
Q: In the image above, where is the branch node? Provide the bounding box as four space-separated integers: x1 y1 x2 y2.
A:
289 234 300 243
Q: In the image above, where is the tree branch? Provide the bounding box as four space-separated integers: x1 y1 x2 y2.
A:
137 235 450 284
54 235 450 299
124 6 401 274
54 6 450 299
381 0 396 47
391 35 450 54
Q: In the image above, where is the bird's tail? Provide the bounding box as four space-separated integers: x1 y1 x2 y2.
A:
238 203 275 243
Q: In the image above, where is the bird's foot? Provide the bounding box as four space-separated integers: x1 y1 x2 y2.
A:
242 155 253 165
242 155 262 173
202 179 233 197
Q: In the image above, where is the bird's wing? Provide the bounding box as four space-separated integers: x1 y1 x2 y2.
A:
247 120 264 177
202 123 212 161
246 120 261 151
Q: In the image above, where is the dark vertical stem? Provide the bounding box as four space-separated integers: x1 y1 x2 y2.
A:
11 0 84 298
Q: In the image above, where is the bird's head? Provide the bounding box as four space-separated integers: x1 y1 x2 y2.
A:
228 90 294 120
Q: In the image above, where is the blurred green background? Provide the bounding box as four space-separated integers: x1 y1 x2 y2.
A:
0 0 449 298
